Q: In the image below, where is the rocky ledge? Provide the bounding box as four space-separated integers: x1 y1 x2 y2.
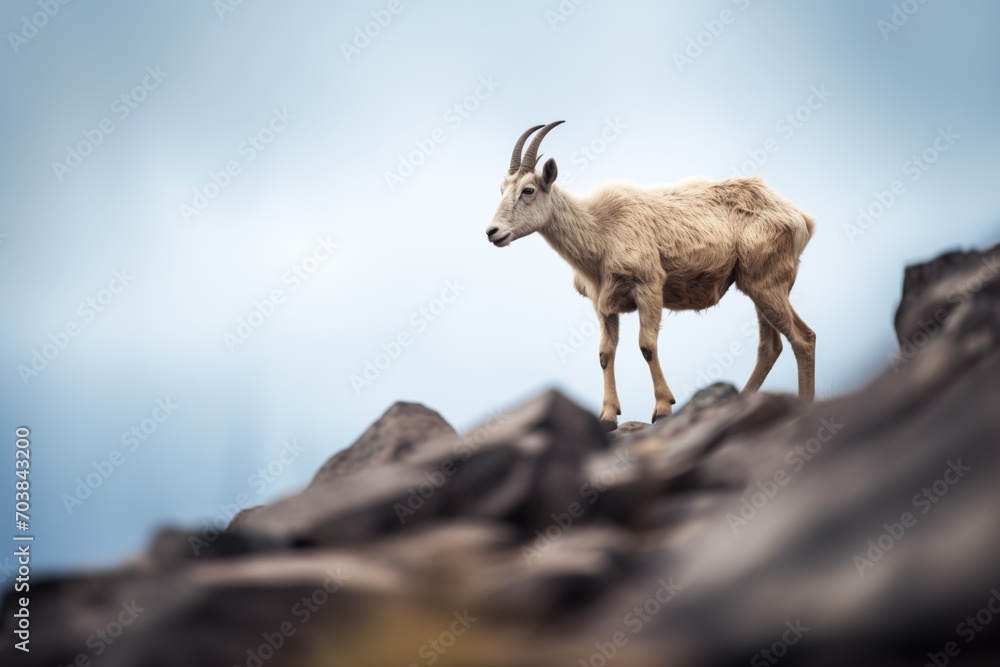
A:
3 243 999 666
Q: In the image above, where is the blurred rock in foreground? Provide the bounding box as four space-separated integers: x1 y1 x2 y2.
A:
4 243 1000 667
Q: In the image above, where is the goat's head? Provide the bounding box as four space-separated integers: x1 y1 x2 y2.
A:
486 121 564 247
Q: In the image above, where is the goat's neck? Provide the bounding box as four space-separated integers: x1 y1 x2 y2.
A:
539 186 603 278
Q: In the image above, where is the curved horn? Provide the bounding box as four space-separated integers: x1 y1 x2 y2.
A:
509 124 545 174
520 120 565 173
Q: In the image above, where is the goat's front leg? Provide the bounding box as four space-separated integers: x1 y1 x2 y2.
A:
596 311 621 431
636 287 675 423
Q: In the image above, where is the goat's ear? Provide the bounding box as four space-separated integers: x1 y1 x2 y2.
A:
540 157 558 192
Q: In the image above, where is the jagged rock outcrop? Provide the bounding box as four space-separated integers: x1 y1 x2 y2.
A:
3 243 999 667
311 401 456 485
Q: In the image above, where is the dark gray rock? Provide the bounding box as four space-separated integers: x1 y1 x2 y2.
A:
610 420 650 437
229 389 610 546
894 242 1000 344
311 401 456 485
675 381 740 416
147 526 288 562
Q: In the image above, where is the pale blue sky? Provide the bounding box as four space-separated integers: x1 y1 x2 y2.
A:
1 0 998 574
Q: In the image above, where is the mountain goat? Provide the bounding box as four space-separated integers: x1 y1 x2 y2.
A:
486 121 816 430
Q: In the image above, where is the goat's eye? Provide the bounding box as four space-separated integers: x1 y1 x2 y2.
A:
522 187 535 196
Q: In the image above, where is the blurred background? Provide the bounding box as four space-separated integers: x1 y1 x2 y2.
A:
0 0 998 575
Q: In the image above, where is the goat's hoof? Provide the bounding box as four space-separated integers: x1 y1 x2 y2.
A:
599 419 618 432
651 412 671 424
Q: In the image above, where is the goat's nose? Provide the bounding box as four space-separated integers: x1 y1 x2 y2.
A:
487 227 499 239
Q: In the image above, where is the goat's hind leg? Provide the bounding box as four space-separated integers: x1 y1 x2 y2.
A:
748 292 816 400
597 311 622 431
741 310 783 396
636 287 676 422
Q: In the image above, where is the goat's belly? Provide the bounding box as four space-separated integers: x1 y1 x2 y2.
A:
606 278 639 313
661 269 735 311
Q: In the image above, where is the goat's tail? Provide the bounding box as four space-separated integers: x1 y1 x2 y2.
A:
802 211 816 238
793 209 815 256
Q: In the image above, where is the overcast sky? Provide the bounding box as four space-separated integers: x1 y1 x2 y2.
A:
1 0 998 574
